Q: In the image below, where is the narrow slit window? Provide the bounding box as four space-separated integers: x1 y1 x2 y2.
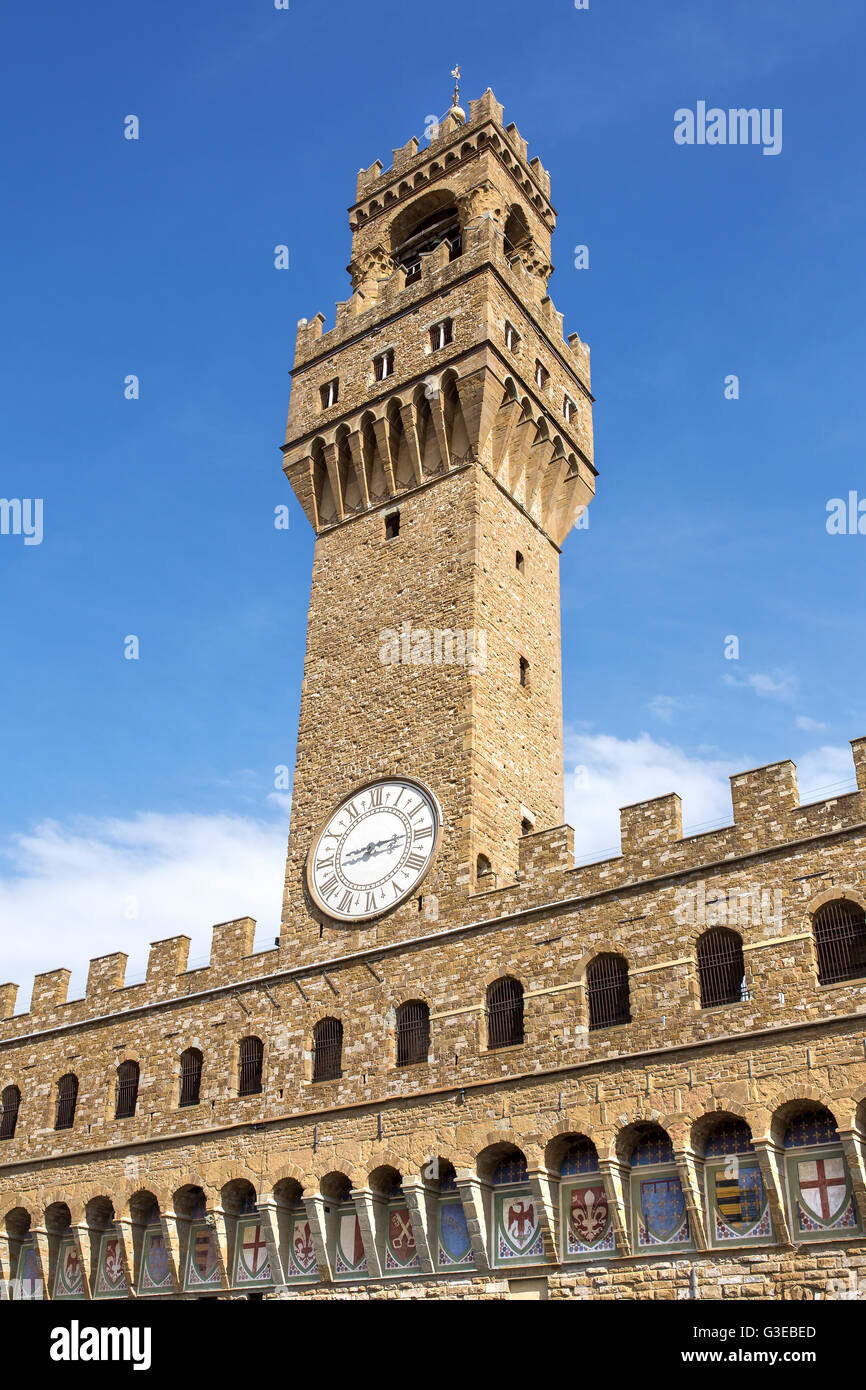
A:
385 510 400 539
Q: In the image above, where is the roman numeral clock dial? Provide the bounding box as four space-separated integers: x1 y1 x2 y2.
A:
306 778 443 922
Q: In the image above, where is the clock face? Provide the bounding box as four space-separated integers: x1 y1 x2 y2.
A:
306 777 442 922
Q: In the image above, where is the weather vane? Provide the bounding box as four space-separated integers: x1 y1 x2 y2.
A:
451 64 461 108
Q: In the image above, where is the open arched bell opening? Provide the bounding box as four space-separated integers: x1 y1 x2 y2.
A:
391 191 462 284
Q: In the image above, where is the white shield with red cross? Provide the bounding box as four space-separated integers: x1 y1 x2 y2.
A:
798 1157 847 1221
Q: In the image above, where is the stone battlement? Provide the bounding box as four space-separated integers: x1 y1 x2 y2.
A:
352 89 551 209
292 200 589 385
3 739 864 1037
511 737 866 901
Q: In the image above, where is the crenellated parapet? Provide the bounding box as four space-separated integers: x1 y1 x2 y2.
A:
5 741 866 1039
353 90 552 221
508 738 866 902
0 918 277 1037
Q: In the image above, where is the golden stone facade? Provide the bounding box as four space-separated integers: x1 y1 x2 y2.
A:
2 90 866 1302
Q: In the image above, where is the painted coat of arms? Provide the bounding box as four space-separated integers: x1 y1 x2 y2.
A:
14 1241 41 1299
184 1221 221 1291
53 1239 84 1300
438 1200 473 1268
138 1227 172 1295
233 1219 272 1287
795 1156 855 1231
385 1206 419 1271
638 1177 690 1247
570 1185 609 1244
712 1164 771 1241
334 1209 367 1277
285 1216 317 1279
93 1233 128 1298
495 1191 544 1263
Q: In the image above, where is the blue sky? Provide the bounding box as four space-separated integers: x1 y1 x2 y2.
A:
1 0 864 998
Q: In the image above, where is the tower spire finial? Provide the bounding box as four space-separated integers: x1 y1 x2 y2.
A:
451 63 461 108
449 64 465 123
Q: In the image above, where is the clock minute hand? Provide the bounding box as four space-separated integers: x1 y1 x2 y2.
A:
344 834 404 863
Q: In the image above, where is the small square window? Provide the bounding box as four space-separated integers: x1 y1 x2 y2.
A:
505 322 520 353
385 511 400 539
320 378 339 409
374 350 394 381
535 361 549 390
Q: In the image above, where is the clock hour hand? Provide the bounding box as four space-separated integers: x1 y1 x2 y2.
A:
343 833 404 864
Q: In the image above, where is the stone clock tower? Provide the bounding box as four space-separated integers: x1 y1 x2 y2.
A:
280 88 595 961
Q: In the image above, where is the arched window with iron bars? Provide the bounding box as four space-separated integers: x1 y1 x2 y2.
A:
238 1036 264 1096
0 1084 20 1140
395 1000 430 1066
485 977 524 1049
697 928 747 1007
55 1073 78 1131
312 1017 343 1082
179 1047 203 1108
813 899 866 985
586 953 630 1030
115 1060 140 1119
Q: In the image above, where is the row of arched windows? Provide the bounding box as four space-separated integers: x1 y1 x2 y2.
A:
2 902 864 1141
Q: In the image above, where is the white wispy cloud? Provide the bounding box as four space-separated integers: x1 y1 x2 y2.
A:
0 813 288 1010
723 670 797 701
795 715 827 733
647 694 684 724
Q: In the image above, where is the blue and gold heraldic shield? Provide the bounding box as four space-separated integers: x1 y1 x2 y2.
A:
53 1238 85 1300
437 1199 474 1269
137 1225 173 1296
635 1176 692 1249
183 1220 222 1293
709 1163 772 1245
232 1218 273 1290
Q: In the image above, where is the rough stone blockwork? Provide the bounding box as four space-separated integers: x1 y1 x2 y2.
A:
2 90 865 1301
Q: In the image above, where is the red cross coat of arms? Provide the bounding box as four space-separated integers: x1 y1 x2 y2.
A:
569 1185 609 1245
241 1224 269 1277
798 1157 847 1221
